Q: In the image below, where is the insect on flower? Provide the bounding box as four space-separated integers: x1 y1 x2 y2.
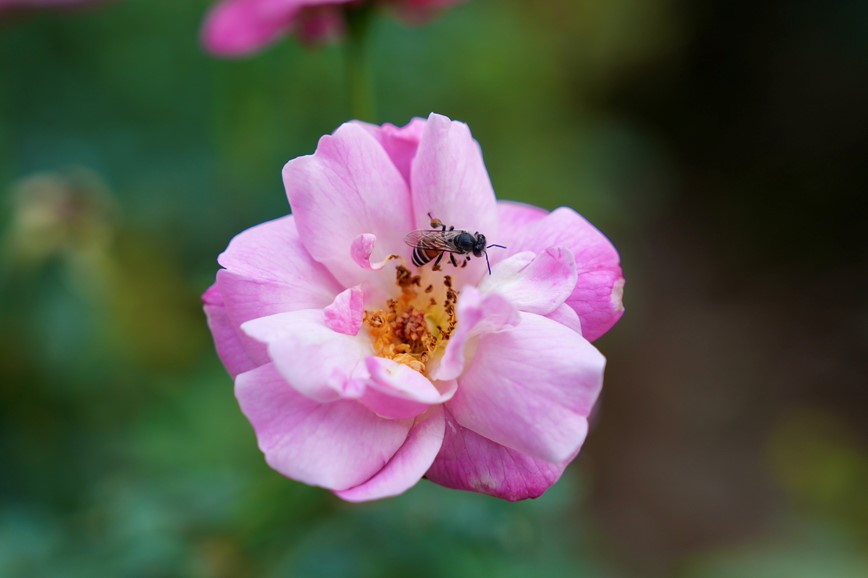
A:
404 213 506 274
204 113 625 502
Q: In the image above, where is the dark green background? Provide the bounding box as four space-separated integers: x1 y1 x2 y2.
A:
1 0 866 576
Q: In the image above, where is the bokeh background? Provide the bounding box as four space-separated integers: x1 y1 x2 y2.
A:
1 0 866 576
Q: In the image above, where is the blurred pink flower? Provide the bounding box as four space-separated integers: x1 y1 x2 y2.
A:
204 113 625 501
201 0 468 57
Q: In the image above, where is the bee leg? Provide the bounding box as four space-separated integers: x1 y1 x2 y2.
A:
461 259 468 268
450 254 458 267
432 252 444 271
427 212 444 230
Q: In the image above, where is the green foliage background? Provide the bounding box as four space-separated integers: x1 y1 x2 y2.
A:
1 1 866 576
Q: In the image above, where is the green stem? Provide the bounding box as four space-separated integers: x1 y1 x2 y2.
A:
345 5 376 122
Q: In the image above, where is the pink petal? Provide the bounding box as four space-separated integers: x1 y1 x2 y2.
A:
545 303 583 334
567 271 625 342
336 407 446 502
283 122 414 288
242 309 372 403
426 410 572 501
349 233 400 272
349 357 454 420
203 283 259 378
212 216 342 374
216 215 341 308
352 117 426 185
480 248 577 315
497 199 549 230
410 113 499 244
494 206 624 341
201 0 301 57
323 286 364 336
235 363 412 491
448 312 604 463
431 286 520 382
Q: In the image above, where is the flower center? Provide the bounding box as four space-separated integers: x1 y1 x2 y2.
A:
363 265 458 375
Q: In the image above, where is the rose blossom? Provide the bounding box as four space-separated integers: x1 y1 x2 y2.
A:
203 113 624 501
201 0 468 57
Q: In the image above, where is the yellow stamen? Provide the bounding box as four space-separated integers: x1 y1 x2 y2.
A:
363 266 458 375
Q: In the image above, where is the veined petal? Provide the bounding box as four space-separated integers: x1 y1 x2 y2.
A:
480 248 577 315
283 122 414 288
493 206 624 341
203 283 259 378
430 286 520 382
410 113 499 241
426 410 572 501
235 363 412 491
336 407 445 502
242 309 372 403
448 312 604 463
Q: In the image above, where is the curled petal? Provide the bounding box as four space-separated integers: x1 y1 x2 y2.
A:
235 363 412 491
448 312 604 463
426 411 572 501
480 248 577 315
347 357 452 420
283 122 413 288
494 207 624 341
323 286 364 336
336 407 446 502
430 286 520 382
350 233 400 272
242 309 371 403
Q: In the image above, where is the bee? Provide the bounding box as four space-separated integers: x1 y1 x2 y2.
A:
404 213 506 275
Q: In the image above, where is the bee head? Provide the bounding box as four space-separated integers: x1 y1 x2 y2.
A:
472 233 487 257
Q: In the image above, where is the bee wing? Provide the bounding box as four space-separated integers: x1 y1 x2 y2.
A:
403 230 462 252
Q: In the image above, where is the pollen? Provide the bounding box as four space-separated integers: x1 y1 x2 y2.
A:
363 266 458 375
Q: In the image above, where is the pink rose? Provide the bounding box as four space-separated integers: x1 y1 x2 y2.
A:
201 0 468 57
204 113 625 501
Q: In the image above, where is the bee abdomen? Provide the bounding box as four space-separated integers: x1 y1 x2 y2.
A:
412 247 437 267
